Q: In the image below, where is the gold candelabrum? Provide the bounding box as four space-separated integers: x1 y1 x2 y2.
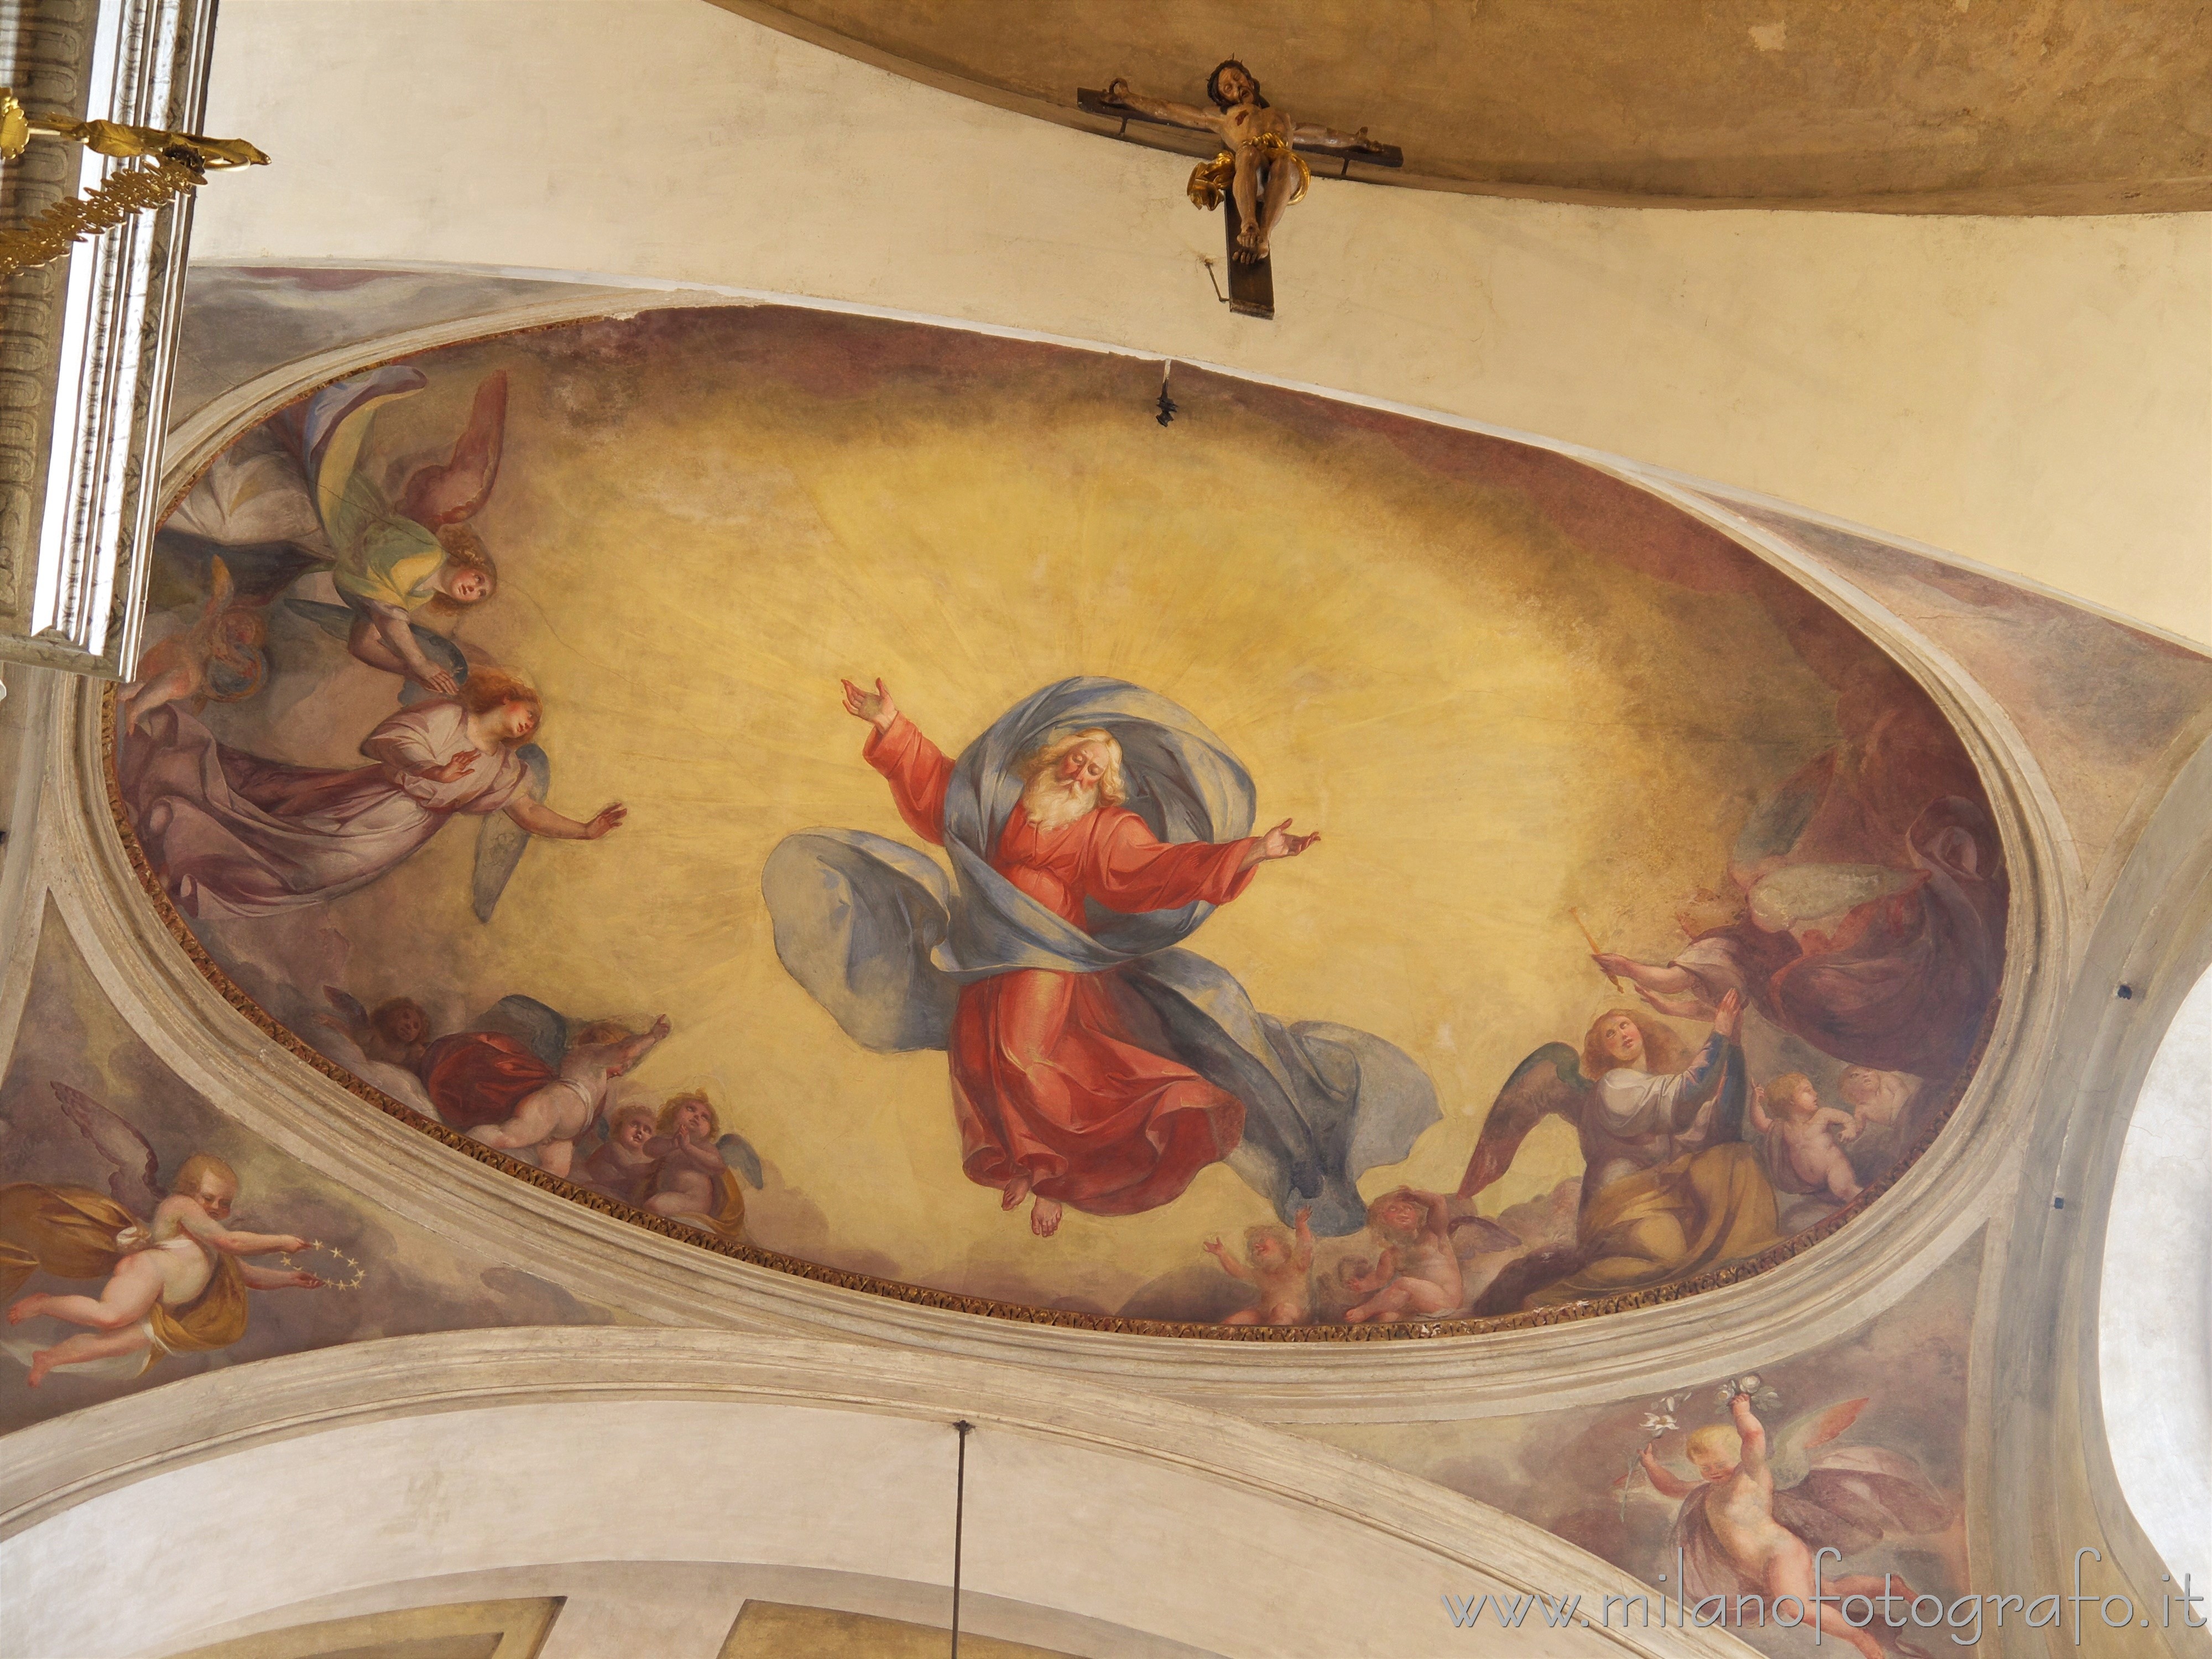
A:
0 89 266 278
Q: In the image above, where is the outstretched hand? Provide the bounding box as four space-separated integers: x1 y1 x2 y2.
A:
1258 819 1319 861
583 802 628 839
1713 988 1744 1039
841 677 899 734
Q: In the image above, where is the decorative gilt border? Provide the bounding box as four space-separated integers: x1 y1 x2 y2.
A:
95 323 1995 1342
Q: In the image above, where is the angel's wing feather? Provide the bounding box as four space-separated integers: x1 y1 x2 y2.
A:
322 985 369 1028
472 743 550 922
1800 1447 1955 1537
717 1133 764 1190
1456 1042 1592 1199
48 1082 163 1215
393 632 469 707
1447 1213 1522 1254
301 366 427 499
1768 1397 1870 1490
477 994 570 1071
284 598 469 705
398 372 508 528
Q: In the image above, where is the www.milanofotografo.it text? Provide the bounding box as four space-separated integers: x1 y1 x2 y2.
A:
1442 1551 2204 1646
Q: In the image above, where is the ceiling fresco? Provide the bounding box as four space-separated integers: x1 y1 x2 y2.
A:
103 304 2009 1334
716 0 2212 214
1302 1235 1984 1654
0 905 612 1427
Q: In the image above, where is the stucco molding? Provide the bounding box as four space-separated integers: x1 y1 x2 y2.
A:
0 1325 1763 1659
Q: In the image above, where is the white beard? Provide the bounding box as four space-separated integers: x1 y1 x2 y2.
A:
1020 772 1099 833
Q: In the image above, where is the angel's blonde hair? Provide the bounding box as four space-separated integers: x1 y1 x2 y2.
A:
460 667 540 731
1017 728 1128 806
658 1089 721 1137
1765 1071 1817 1110
1686 1423 1743 1467
572 1019 633 1047
1243 1222 1295 1261
426 524 497 610
171 1153 238 1196
1582 1009 1691 1080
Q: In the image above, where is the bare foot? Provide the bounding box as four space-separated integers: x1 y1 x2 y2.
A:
1233 222 1262 265
1030 1197 1063 1238
999 1171 1032 1212
25 1348 54 1386
7 1295 48 1326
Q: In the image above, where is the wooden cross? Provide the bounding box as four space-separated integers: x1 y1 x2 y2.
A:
1080 62 1401 321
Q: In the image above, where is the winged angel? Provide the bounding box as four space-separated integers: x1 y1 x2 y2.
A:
131 366 599 921
1453 995 1780 1308
1632 1390 1953 1658
0 1084 325 1386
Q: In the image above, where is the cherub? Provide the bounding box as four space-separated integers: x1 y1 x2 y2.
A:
1202 1207 1314 1326
578 1102 660 1205
643 1091 761 1238
1 1084 324 1387
1099 60 1389 264
118 555 267 735
319 987 431 1070
1752 1073 1863 1203
1636 1391 1948 1658
456 1015 671 1178
1838 1066 1918 1133
1341 1186 1463 1323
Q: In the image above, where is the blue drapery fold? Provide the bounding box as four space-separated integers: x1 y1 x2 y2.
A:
761 677 1439 1234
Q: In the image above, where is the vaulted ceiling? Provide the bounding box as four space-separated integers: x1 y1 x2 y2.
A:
715 0 2211 213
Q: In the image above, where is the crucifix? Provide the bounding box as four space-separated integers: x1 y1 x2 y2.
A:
1082 60 1401 320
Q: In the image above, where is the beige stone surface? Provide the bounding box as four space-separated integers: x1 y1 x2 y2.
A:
726 0 2212 213
189 2 2212 645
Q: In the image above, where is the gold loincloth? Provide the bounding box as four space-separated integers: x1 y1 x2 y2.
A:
0 1181 251 1355
1187 131 1312 212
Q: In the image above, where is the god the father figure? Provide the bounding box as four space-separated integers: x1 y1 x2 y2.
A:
763 674 1439 1241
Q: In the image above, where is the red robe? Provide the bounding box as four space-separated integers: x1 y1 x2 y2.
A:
868 716 1260 1215
416 1032 557 1130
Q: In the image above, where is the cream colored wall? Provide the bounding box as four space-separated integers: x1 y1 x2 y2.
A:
189 0 2212 644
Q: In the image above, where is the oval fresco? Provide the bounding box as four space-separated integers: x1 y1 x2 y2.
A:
111 306 2005 1335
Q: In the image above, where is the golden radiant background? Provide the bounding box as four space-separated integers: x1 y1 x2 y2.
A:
194 311 1843 1315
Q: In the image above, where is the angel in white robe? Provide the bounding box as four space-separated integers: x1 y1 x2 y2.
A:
118 670 624 920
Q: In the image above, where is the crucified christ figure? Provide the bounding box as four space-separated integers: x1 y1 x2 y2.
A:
1099 60 1386 264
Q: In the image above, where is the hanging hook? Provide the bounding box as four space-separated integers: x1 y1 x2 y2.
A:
1200 255 1230 306
950 1420 973 1656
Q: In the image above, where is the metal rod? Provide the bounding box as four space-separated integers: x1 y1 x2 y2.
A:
950 1420 973 1657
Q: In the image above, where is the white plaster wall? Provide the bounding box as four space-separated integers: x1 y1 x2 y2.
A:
2101 959 2212 1578
189 1 2212 644
0 1332 1751 1659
